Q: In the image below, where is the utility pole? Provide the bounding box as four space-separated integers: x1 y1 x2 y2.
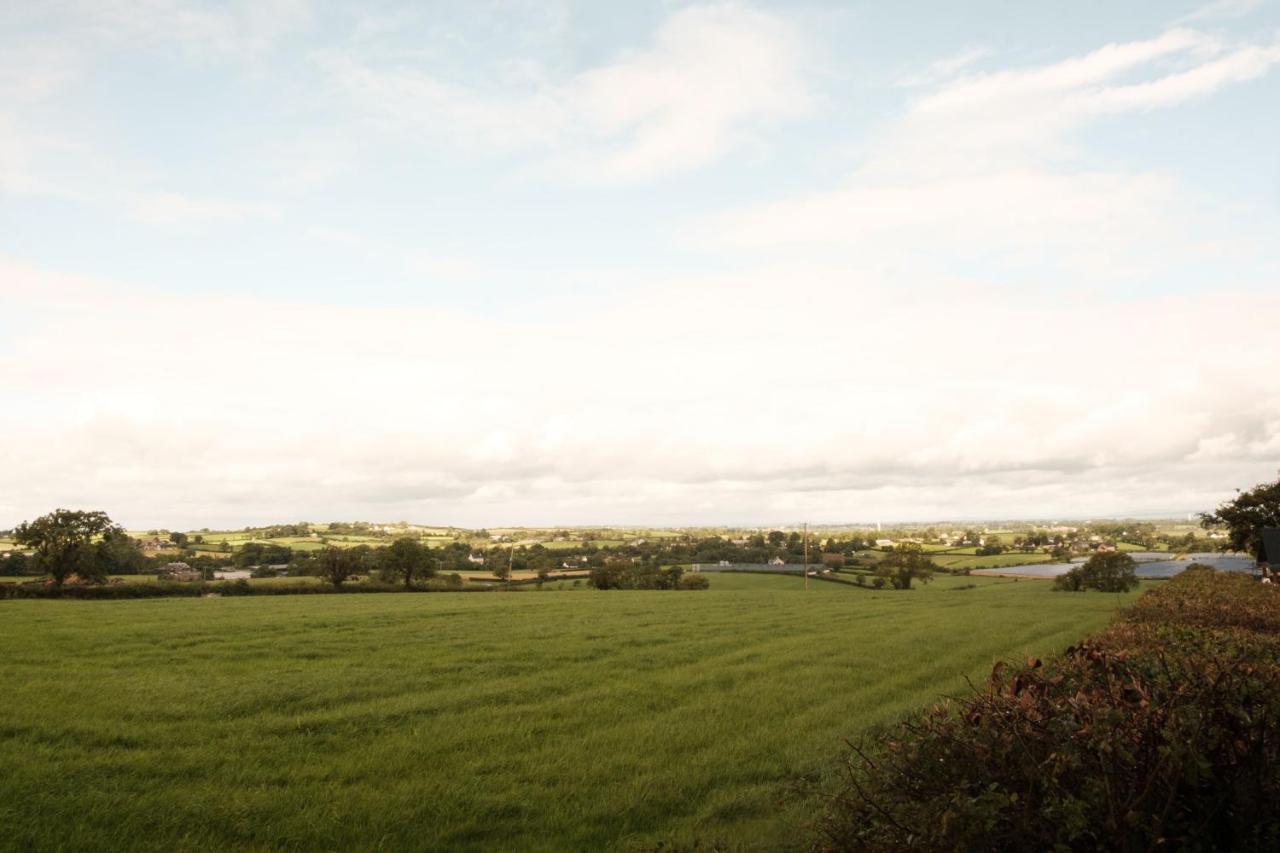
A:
803 522 809 591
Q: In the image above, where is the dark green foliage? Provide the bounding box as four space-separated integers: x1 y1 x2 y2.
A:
313 546 361 588
678 574 710 590
378 537 436 588
1202 474 1280 559
13 509 120 585
589 561 687 589
1054 551 1139 592
874 546 935 589
235 541 293 568
95 529 146 575
1 552 33 575
816 569 1280 851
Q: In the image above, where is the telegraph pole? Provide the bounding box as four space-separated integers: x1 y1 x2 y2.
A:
803 522 809 591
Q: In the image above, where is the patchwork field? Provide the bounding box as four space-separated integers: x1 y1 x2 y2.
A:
0 574 1141 851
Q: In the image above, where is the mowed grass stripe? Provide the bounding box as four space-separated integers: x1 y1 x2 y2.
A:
0 575 1139 851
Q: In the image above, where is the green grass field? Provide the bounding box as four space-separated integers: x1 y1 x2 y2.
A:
932 552 1053 570
0 575 1140 851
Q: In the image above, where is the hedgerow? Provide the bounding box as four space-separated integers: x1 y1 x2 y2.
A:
815 568 1280 851
0 578 496 599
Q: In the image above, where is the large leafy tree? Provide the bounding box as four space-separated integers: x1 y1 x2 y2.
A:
876 545 935 589
96 529 146 576
379 537 435 588
1201 474 1280 560
1054 551 1138 592
313 546 361 588
13 509 121 586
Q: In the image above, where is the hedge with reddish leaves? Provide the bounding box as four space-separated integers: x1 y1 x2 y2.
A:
816 567 1280 851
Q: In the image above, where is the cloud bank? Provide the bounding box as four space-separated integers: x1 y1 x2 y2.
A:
3 252 1277 528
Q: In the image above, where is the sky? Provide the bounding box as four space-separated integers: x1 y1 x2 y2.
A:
2 0 1279 529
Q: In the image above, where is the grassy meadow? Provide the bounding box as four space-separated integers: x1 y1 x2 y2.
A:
0 574 1142 851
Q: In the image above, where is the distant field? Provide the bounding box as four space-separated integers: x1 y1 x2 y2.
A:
932 552 1054 570
0 575 1140 851
0 574 160 585
537 539 628 550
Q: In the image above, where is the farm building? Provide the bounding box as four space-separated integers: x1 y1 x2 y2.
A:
161 558 200 578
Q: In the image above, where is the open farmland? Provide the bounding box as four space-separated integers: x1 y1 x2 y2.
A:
0 575 1140 851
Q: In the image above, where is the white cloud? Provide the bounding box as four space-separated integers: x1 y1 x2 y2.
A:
325 2 813 181
697 26 1280 288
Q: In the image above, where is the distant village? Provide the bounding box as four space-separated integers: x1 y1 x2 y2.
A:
0 518 1229 584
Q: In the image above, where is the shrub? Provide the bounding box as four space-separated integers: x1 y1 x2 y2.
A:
815 569 1280 851
1053 551 1138 592
589 562 686 590
678 574 710 590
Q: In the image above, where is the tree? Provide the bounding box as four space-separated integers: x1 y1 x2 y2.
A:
1054 551 1138 592
2 552 32 576
876 546 935 589
168 531 189 547
96 529 146 576
13 509 120 586
528 550 554 582
379 537 435 588
313 546 360 588
1201 474 1280 560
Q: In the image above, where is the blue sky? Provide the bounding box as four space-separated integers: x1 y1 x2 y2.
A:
2 0 1279 528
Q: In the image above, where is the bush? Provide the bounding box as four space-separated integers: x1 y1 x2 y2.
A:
1053 551 1139 592
589 562 686 590
875 548 935 589
678 574 710 590
815 569 1280 851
